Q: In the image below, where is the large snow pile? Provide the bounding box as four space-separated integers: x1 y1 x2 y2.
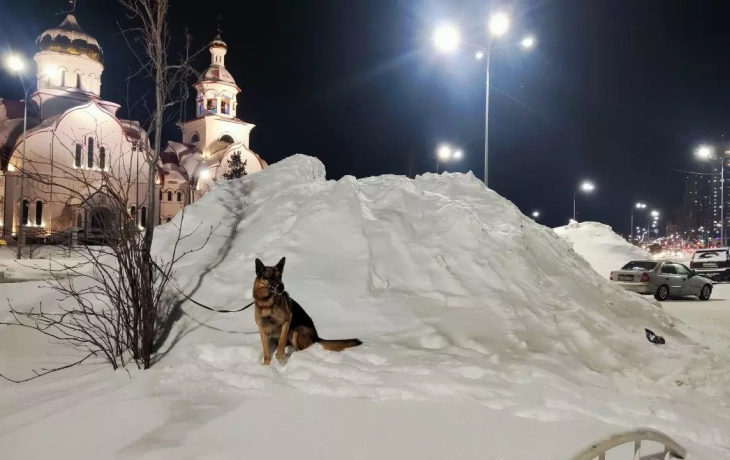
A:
555 221 650 278
2 155 730 459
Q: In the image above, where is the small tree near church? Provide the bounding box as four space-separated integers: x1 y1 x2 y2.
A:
222 152 248 180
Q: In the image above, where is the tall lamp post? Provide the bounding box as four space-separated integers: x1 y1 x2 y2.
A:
433 14 535 187
573 181 595 221
630 202 647 244
3 54 57 259
436 144 463 173
695 145 725 247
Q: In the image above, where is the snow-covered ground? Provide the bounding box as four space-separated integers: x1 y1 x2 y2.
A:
2 155 730 459
554 221 651 278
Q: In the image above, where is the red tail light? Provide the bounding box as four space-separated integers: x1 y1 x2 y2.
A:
609 271 614 280
640 272 650 283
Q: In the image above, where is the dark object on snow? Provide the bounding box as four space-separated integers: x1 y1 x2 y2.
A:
645 328 665 345
222 152 248 180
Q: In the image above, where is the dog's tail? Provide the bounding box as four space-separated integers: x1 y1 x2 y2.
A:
319 338 362 352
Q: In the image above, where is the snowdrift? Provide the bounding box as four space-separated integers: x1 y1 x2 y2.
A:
555 221 650 278
2 155 730 458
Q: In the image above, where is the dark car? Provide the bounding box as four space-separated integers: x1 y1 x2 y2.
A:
690 248 730 282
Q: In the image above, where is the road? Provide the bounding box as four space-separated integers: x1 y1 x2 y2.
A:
662 283 730 351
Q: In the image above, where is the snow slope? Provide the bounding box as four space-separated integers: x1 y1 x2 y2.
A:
2 155 730 459
555 221 650 278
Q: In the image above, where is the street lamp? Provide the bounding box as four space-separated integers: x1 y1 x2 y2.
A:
630 202 647 244
531 211 540 219
433 24 460 52
433 13 535 188
3 54 58 259
694 145 725 247
573 181 595 221
435 144 463 173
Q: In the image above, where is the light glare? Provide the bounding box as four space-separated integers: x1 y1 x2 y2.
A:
475 51 484 60
434 24 460 53
521 36 535 49
580 181 595 192
453 150 463 159
532 211 540 218
696 145 713 159
5 55 24 72
488 13 509 36
438 145 452 160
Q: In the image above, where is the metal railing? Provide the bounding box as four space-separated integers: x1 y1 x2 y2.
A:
571 428 686 460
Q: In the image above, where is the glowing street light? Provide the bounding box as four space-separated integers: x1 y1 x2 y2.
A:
630 202 647 243
488 13 510 36
432 12 533 189
436 144 463 173
433 24 460 53
531 211 540 219
4 53 59 260
696 145 713 159
521 36 535 49
651 210 659 218
5 55 24 72
573 180 595 221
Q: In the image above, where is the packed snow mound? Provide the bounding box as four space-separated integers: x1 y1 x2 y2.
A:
3 155 730 458
555 221 650 278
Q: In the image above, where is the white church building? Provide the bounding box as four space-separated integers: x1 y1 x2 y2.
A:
159 35 267 222
0 13 267 240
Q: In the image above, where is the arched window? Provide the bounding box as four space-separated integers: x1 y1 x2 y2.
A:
76 213 83 228
22 200 29 225
220 134 234 144
159 189 163 201
190 133 200 143
130 205 137 221
35 201 43 226
167 191 172 201
99 147 106 170
140 207 147 228
61 71 67 87
176 191 183 202
76 74 82 90
74 144 82 167
87 138 94 168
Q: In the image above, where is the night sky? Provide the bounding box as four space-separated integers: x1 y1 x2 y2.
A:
2 0 730 233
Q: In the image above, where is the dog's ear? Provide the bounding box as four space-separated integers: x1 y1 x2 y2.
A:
276 256 286 273
255 258 265 277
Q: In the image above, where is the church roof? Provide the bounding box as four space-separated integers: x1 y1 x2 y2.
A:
37 14 103 63
197 65 237 86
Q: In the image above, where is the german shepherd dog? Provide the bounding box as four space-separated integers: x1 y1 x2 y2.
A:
253 257 362 365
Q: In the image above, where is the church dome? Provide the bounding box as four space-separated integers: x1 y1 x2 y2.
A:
196 35 236 86
36 14 103 63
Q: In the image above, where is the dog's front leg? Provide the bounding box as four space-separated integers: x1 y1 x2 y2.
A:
259 327 271 365
276 321 290 362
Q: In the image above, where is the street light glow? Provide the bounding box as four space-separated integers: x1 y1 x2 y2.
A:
635 202 646 209
199 169 210 179
5 55 24 72
521 36 535 49
532 211 540 218
475 51 484 60
434 24 460 52
453 150 463 159
651 210 659 217
438 145 452 160
579 181 595 192
696 145 714 159
488 12 509 36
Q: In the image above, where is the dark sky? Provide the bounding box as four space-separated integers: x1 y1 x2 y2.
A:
2 0 730 233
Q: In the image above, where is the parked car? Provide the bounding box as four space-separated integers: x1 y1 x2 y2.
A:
609 260 713 301
689 248 730 282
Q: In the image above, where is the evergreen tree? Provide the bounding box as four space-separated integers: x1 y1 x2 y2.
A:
222 152 248 180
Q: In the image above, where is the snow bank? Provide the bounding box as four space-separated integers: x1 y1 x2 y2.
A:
2 155 730 458
555 221 650 278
